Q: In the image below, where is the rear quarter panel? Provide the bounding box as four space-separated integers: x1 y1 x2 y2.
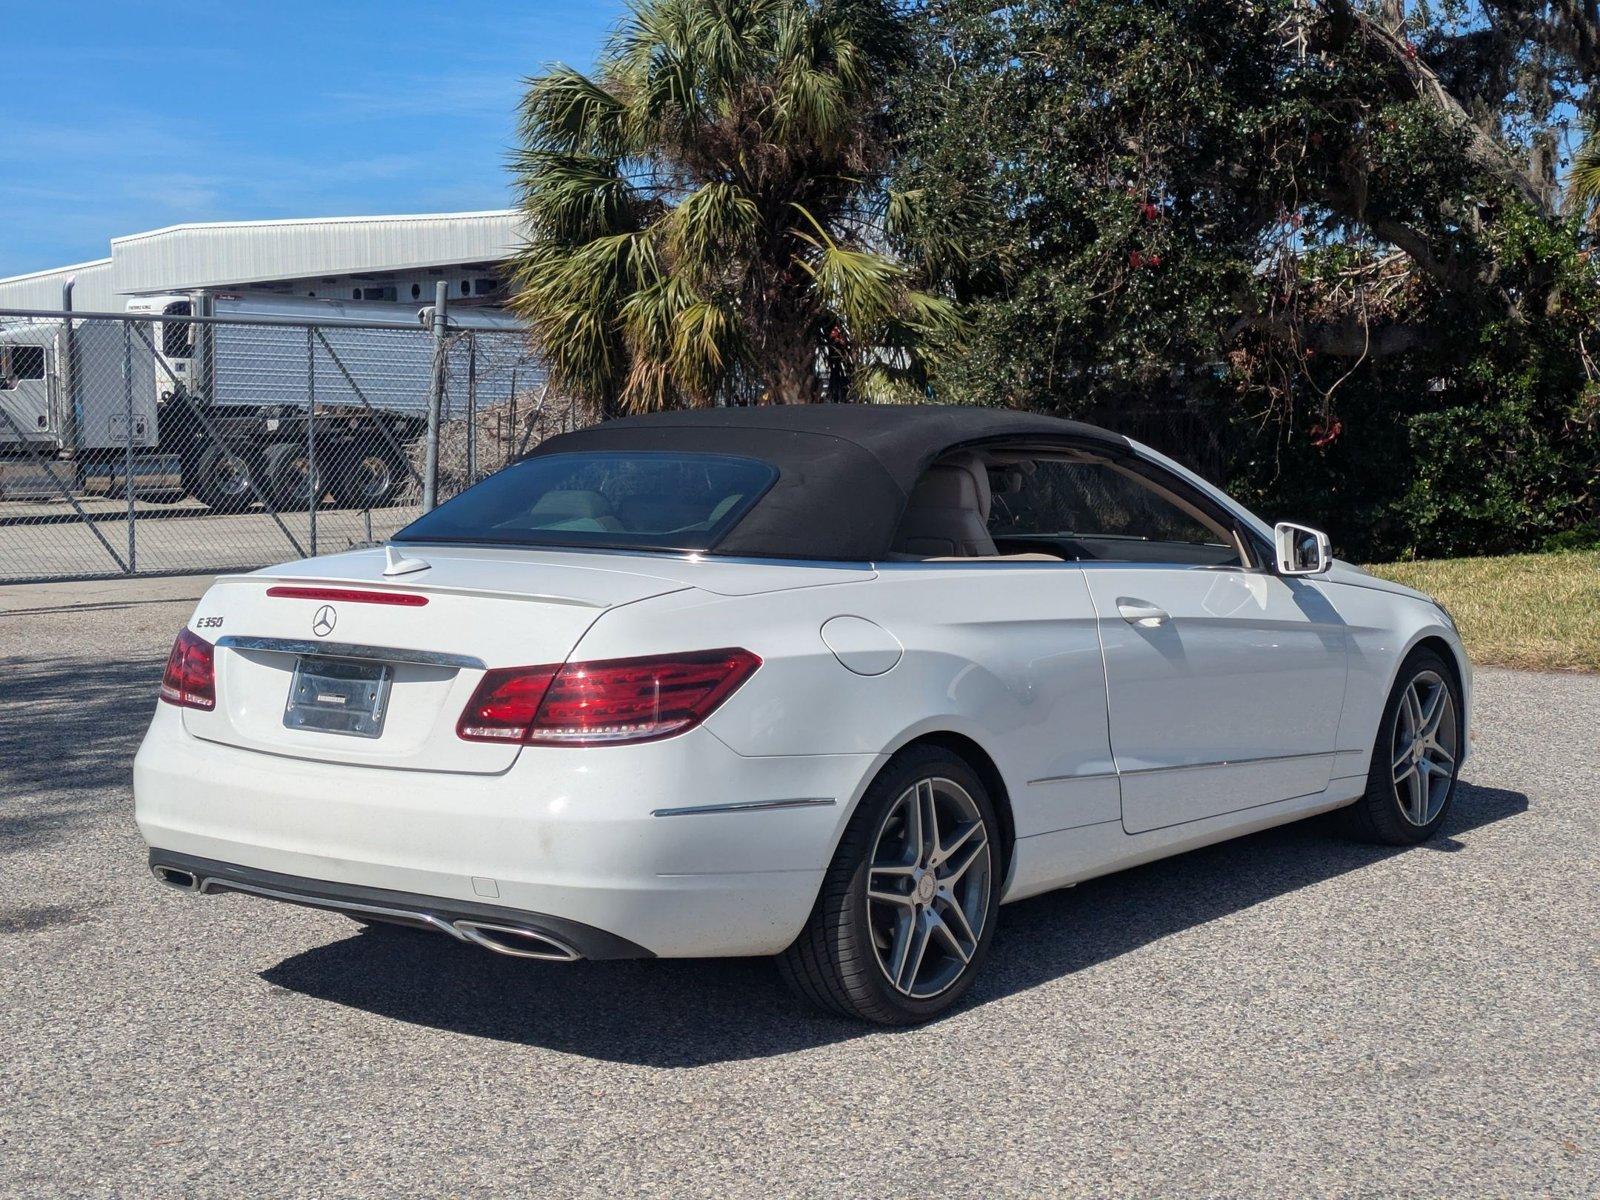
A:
568 563 1120 844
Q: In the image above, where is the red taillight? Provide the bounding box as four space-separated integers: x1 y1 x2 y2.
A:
266 586 427 606
455 664 561 742
160 628 216 711
456 648 761 746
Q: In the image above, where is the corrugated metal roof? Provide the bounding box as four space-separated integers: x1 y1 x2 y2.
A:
0 258 117 311
110 210 526 295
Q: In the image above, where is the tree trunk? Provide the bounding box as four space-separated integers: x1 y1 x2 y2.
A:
759 319 823 404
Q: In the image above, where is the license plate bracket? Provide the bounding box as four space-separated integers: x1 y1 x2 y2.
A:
284 656 392 738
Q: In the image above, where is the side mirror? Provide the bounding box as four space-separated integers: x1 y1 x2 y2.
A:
1273 522 1332 576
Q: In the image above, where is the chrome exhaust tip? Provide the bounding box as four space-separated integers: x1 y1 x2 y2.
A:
151 865 200 891
453 920 581 962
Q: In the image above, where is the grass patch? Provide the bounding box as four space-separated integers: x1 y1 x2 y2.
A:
1365 549 1600 672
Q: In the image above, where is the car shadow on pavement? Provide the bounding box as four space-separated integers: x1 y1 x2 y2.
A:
0 654 166 857
260 780 1526 1066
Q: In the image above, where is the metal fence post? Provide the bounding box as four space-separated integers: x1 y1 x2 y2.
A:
423 281 448 512
123 321 136 574
466 330 478 485
60 279 79 457
307 324 318 556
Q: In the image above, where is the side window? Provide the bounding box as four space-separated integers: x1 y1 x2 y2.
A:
988 458 1244 567
0 345 45 389
0 345 45 387
161 321 194 359
12 346 45 379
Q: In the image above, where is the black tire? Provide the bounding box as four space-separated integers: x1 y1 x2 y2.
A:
182 443 260 513
331 442 407 509
1338 647 1463 845
779 745 1003 1025
261 442 318 511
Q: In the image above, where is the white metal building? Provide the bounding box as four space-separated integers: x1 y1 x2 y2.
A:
0 257 119 311
0 210 527 313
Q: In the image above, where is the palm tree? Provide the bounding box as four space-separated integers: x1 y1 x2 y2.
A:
1573 118 1600 215
508 0 960 413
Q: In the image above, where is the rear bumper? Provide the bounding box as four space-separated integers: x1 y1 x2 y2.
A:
134 704 878 957
149 850 652 960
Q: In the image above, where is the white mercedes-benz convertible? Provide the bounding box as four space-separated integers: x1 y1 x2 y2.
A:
136 405 1468 1024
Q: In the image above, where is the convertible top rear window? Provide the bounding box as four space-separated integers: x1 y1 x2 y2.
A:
394 451 777 553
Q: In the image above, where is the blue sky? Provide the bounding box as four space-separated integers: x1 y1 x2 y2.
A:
1 1 623 276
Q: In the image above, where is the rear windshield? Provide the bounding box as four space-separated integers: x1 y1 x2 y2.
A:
394 451 777 553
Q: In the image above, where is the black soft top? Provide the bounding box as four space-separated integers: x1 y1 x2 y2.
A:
525 404 1130 561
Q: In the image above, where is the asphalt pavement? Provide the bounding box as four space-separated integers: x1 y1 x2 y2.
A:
1 576 1595 1198
0 500 412 583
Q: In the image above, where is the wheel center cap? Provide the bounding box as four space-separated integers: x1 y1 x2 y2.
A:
915 873 937 904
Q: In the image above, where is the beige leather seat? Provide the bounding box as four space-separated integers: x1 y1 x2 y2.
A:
527 489 626 532
892 453 997 557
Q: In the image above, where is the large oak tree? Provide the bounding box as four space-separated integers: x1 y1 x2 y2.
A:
895 0 1600 558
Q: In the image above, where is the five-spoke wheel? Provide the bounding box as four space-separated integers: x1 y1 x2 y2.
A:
780 746 1002 1024
1390 669 1459 827
1340 646 1463 844
867 777 992 999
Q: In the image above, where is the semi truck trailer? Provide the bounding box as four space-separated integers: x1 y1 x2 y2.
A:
0 293 526 511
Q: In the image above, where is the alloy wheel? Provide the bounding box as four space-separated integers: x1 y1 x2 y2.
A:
867 776 992 999
1390 669 1459 826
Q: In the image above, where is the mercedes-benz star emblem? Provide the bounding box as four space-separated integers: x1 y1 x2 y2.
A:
312 605 337 637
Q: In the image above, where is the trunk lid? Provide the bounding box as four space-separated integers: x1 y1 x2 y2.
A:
180 545 693 773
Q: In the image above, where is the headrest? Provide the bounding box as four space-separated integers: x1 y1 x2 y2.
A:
989 465 1026 495
906 452 991 521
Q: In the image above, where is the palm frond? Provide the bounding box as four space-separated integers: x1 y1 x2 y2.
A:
519 66 633 157
512 151 639 243
664 181 760 272
671 298 748 399
1572 120 1600 208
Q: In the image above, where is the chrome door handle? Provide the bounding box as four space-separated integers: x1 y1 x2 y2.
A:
1117 598 1170 627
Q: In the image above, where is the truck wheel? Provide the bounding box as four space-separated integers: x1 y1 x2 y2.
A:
183 444 259 513
262 443 318 511
332 444 407 509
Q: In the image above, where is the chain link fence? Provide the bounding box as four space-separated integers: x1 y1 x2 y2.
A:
0 305 589 584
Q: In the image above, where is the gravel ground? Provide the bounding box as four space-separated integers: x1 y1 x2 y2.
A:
1 578 1596 1198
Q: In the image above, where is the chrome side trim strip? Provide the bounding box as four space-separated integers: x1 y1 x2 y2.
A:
1028 751 1336 786
651 797 836 818
1027 771 1119 786
217 635 484 670
196 877 467 941
1119 750 1335 777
